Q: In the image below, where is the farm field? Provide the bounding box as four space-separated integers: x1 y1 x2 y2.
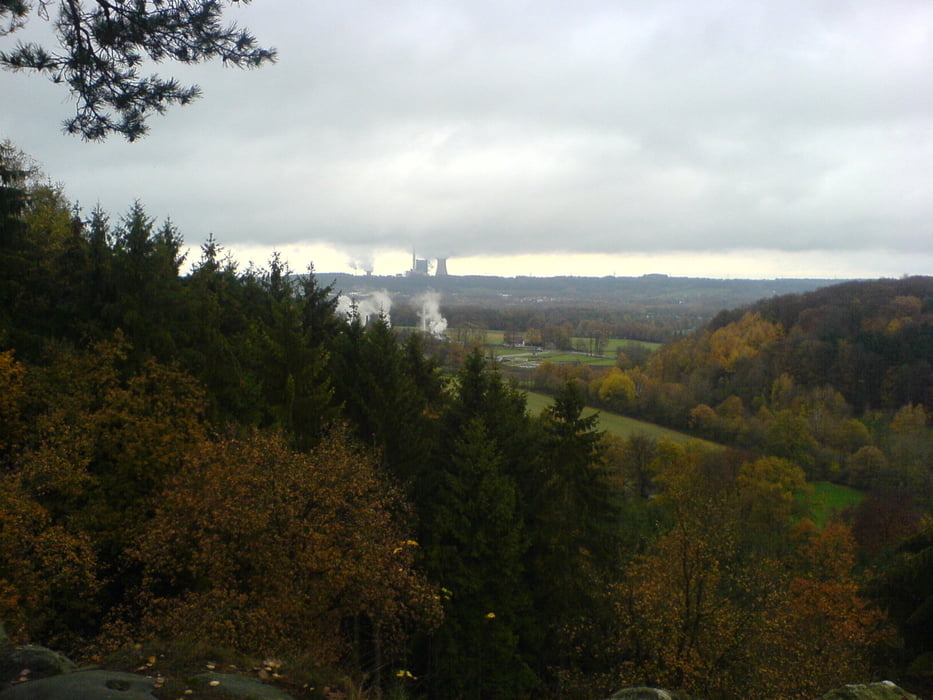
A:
599 337 662 353
436 328 662 367
801 481 866 527
537 352 616 366
524 390 716 446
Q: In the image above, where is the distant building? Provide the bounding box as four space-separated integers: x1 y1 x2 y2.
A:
408 249 430 276
408 250 450 277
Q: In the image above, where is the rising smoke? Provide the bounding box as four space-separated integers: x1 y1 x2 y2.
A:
336 290 393 325
336 290 447 337
415 291 448 338
347 252 375 275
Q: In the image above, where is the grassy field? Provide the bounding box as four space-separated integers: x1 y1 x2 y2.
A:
487 346 533 357
539 352 617 366
524 390 715 446
525 391 862 527
592 337 662 353
439 328 662 368
801 481 866 527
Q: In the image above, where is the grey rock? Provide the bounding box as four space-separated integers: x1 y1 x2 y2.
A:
820 680 919 700
0 646 78 688
189 673 294 699
607 688 675 700
0 670 157 700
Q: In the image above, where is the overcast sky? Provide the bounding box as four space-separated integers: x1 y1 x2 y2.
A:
2 0 931 278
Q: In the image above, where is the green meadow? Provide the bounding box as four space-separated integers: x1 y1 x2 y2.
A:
523 390 716 446
801 481 866 527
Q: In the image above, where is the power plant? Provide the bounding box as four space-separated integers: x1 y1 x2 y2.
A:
409 251 449 277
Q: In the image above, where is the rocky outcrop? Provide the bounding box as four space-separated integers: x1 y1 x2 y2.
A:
188 673 295 699
820 681 920 700
0 638 921 700
605 689 702 699
605 682 919 700
0 670 158 700
0 668 297 700
0 646 78 689
606 689 676 700
0 644 295 700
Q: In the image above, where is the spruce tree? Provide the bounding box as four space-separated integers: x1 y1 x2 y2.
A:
420 417 536 698
526 381 624 674
330 314 433 482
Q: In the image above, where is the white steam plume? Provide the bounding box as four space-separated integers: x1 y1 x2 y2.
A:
416 291 448 338
337 290 393 326
348 252 375 275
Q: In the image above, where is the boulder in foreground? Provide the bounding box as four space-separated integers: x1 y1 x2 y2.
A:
820 681 919 700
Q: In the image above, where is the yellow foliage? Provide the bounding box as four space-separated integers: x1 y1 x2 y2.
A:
707 312 783 372
737 457 809 529
597 368 636 407
891 403 927 433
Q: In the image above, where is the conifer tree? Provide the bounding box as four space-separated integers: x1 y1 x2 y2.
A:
419 417 536 698
331 314 432 482
248 255 337 449
1 0 276 140
526 381 623 675
179 235 264 426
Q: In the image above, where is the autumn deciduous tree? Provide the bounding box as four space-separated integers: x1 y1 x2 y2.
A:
0 349 25 460
0 338 211 650
762 521 890 699
884 403 931 492
0 472 102 646
608 443 887 700
706 312 782 373
610 511 751 697
596 368 637 413
736 456 809 552
131 427 441 664
762 409 820 476
25 337 208 553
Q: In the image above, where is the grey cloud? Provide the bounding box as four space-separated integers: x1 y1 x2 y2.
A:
1 0 930 266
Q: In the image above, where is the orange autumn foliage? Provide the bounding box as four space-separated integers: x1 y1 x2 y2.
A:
0 473 102 645
0 349 26 458
760 520 891 699
611 449 889 700
130 427 441 662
